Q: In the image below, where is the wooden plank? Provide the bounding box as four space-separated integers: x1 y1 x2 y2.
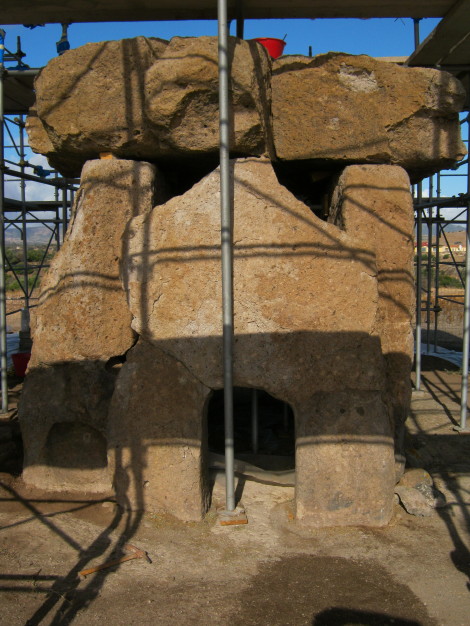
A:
407 0 470 66
0 0 457 25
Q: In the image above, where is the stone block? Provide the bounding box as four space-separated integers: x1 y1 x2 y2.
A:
107 340 211 521
30 158 157 366
272 53 466 180
145 36 272 158
329 164 415 462
296 391 395 526
28 37 168 176
19 361 115 493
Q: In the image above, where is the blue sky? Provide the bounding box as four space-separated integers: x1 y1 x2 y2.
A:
1 17 442 68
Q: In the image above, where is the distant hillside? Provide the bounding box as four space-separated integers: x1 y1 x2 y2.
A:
420 230 467 246
4 224 57 246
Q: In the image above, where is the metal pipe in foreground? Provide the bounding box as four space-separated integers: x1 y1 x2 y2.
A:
426 205 432 353
218 0 235 512
415 186 423 392
19 115 30 314
459 117 470 432
0 54 9 413
61 183 68 246
434 205 441 352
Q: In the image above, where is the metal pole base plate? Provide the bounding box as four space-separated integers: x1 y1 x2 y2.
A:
217 506 248 526
453 426 470 433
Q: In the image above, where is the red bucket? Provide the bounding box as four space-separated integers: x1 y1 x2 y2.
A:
12 352 31 377
253 38 286 60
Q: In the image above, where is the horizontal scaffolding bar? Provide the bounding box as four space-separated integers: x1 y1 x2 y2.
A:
4 167 77 189
414 194 470 209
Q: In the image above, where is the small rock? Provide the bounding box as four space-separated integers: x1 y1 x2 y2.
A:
395 485 433 517
399 468 433 488
397 468 446 509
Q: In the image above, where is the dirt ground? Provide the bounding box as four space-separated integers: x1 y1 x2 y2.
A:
0 357 469 626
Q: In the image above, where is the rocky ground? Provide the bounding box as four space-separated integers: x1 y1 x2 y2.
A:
0 356 469 626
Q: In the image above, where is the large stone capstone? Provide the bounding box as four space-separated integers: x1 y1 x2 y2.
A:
272 52 466 180
144 36 272 158
29 36 272 176
27 38 466 181
31 37 168 176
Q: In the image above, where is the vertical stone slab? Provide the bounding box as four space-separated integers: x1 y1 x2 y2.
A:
30 158 157 366
329 164 415 476
296 390 395 527
20 158 159 494
107 340 211 521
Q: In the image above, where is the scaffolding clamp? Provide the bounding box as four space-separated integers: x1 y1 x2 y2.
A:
56 23 71 56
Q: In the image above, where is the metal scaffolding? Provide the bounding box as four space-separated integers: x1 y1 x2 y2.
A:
0 31 76 413
413 111 470 431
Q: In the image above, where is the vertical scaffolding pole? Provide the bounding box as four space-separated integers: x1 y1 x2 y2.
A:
434 205 441 352
426 205 432 353
283 402 289 431
413 19 421 49
236 0 244 39
61 182 68 246
458 115 470 432
218 0 235 512
415 186 423 391
0 36 8 413
19 115 29 312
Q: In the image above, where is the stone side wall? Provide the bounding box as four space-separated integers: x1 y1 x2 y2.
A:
30 159 157 365
329 164 415 477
